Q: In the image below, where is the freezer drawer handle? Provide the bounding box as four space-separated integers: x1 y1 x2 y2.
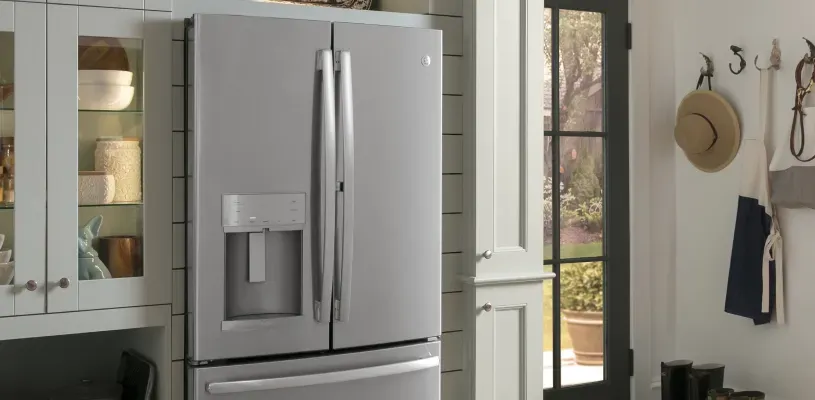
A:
205 356 439 394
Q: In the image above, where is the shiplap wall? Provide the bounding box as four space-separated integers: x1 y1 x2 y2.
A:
169 3 464 398
169 23 187 400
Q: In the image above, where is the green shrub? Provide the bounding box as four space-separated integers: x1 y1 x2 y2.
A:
560 262 603 312
544 178 578 236
562 196 602 233
570 155 601 203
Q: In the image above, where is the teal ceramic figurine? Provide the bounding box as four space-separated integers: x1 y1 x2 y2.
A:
78 215 112 280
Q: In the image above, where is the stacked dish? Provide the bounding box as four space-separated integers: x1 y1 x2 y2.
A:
78 70 135 111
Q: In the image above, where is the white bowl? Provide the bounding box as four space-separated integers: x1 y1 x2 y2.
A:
0 110 12 136
0 249 11 263
0 261 13 285
79 70 134 86
78 84 135 111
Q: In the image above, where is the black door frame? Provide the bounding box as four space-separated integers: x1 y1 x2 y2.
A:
544 0 630 397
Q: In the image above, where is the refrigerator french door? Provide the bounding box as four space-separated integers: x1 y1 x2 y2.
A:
188 9 441 381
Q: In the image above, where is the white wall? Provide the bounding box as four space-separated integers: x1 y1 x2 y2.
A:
629 0 677 396
670 1 815 398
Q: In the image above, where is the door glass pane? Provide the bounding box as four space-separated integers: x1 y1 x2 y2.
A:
560 261 604 386
559 136 603 258
0 32 13 287
77 36 144 280
543 264 554 389
558 10 603 132
544 7 552 131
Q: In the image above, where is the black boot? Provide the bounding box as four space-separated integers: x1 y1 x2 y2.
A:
691 363 725 400
661 360 693 400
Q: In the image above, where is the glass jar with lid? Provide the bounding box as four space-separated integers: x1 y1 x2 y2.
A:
0 137 13 176
3 173 14 204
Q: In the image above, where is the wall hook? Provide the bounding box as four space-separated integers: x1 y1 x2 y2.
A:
729 45 746 74
696 53 714 90
804 37 815 64
755 39 781 71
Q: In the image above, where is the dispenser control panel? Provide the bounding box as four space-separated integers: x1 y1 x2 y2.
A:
222 193 306 228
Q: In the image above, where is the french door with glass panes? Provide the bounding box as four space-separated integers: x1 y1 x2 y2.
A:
0 1 47 317
45 5 172 313
543 0 629 397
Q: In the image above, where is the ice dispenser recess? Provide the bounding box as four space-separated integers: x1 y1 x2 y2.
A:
223 193 306 321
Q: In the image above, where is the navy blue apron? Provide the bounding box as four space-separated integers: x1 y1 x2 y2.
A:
725 70 785 325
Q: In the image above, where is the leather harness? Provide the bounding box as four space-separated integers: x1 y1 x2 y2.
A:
790 57 815 161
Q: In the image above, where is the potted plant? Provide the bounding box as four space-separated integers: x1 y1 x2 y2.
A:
561 261 603 366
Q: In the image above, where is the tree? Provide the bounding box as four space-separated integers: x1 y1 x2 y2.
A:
544 9 603 131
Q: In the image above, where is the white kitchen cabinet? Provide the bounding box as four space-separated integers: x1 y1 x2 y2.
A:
46 0 173 12
462 0 548 398
465 280 544 400
0 2 173 396
464 0 544 278
0 304 172 399
0 1 173 317
0 1 47 317
47 5 172 312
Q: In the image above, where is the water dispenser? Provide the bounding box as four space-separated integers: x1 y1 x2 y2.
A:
222 193 306 321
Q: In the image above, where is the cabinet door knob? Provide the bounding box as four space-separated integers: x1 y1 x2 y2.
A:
58 278 70 289
482 302 493 312
25 280 38 291
482 250 493 259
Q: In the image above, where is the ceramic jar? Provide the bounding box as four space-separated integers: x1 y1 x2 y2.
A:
78 171 115 205
97 236 142 278
94 137 141 203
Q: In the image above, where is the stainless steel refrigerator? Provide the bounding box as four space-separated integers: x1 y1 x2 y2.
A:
187 13 442 399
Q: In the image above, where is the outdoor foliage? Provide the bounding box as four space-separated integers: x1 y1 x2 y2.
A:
544 177 602 236
570 155 601 202
563 196 602 232
543 10 603 131
544 177 568 236
543 7 605 352
560 262 603 312
543 9 604 239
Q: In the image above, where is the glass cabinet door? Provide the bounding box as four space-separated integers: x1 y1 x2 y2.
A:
0 1 47 317
47 5 171 312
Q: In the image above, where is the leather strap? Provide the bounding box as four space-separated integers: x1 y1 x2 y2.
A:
696 73 712 90
790 58 815 161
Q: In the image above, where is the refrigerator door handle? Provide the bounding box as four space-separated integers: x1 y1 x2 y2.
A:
316 49 337 323
335 50 355 322
206 356 440 394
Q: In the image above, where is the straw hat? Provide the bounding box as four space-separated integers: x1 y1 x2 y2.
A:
674 90 741 172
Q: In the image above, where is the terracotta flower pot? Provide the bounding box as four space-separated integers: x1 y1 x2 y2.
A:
562 310 604 366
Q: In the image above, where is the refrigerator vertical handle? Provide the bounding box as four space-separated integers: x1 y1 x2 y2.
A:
335 51 355 322
316 49 337 323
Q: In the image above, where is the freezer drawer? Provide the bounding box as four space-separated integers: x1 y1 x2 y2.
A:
190 341 440 400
